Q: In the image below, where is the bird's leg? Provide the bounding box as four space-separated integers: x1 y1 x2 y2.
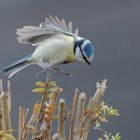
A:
36 58 51 81
36 69 51 81
45 70 51 82
53 67 73 76
36 69 46 78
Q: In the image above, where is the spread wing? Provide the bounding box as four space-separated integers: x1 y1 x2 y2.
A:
17 15 79 46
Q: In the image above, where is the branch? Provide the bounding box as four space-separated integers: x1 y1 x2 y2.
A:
40 121 52 140
0 79 3 93
18 106 26 140
7 81 11 112
35 80 51 130
20 108 29 140
69 88 79 140
0 91 11 134
39 92 59 140
57 99 66 140
80 79 107 140
73 92 86 140
0 79 3 131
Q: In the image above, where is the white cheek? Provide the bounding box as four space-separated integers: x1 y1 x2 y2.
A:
88 55 94 62
75 47 85 62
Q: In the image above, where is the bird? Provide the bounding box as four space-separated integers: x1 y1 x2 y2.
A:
2 15 94 78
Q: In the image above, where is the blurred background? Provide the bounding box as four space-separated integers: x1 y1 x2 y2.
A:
0 0 140 139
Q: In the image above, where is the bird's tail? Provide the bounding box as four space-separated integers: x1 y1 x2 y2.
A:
2 54 33 78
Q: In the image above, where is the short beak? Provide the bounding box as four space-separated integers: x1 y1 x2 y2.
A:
87 61 91 65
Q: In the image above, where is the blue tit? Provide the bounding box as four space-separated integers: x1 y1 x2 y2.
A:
2 15 94 78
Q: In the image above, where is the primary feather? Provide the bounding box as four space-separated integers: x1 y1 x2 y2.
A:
16 15 79 46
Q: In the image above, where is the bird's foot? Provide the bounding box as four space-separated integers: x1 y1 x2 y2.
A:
53 67 73 76
36 70 46 78
36 69 51 81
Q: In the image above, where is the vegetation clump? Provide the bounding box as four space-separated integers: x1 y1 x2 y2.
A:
0 79 120 140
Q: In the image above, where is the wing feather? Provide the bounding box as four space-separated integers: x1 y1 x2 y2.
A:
68 21 73 33
74 28 79 36
17 26 55 45
17 15 79 46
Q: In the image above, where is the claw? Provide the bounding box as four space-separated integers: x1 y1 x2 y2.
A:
36 69 52 81
36 69 46 78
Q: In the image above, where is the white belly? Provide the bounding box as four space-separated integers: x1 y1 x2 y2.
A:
32 34 74 68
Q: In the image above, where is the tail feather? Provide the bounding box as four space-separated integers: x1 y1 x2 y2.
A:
2 54 33 78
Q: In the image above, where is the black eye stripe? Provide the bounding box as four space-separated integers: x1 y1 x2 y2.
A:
79 46 90 65
74 39 85 54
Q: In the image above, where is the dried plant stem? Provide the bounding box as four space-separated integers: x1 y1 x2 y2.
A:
20 108 29 140
35 80 50 130
0 92 11 134
0 79 3 94
39 93 56 140
7 81 11 112
49 91 59 109
35 93 47 130
28 114 36 127
73 92 86 140
69 88 79 140
0 79 3 131
52 133 58 140
57 99 66 140
41 121 52 140
18 106 26 140
0 79 109 140
80 79 107 140
0 111 2 131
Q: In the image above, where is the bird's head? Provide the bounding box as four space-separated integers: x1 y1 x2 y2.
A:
74 38 94 65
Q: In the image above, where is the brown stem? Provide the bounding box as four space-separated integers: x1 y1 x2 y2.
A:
73 92 86 140
40 121 52 140
18 106 26 140
57 99 66 140
80 79 107 140
0 79 3 94
0 92 11 134
0 79 3 131
69 88 79 140
7 81 11 112
35 79 51 130
20 108 29 140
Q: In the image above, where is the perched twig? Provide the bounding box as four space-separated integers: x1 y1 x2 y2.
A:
57 99 66 140
73 92 86 140
80 79 107 140
0 92 11 134
35 80 51 130
39 93 56 140
69 88 79 140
